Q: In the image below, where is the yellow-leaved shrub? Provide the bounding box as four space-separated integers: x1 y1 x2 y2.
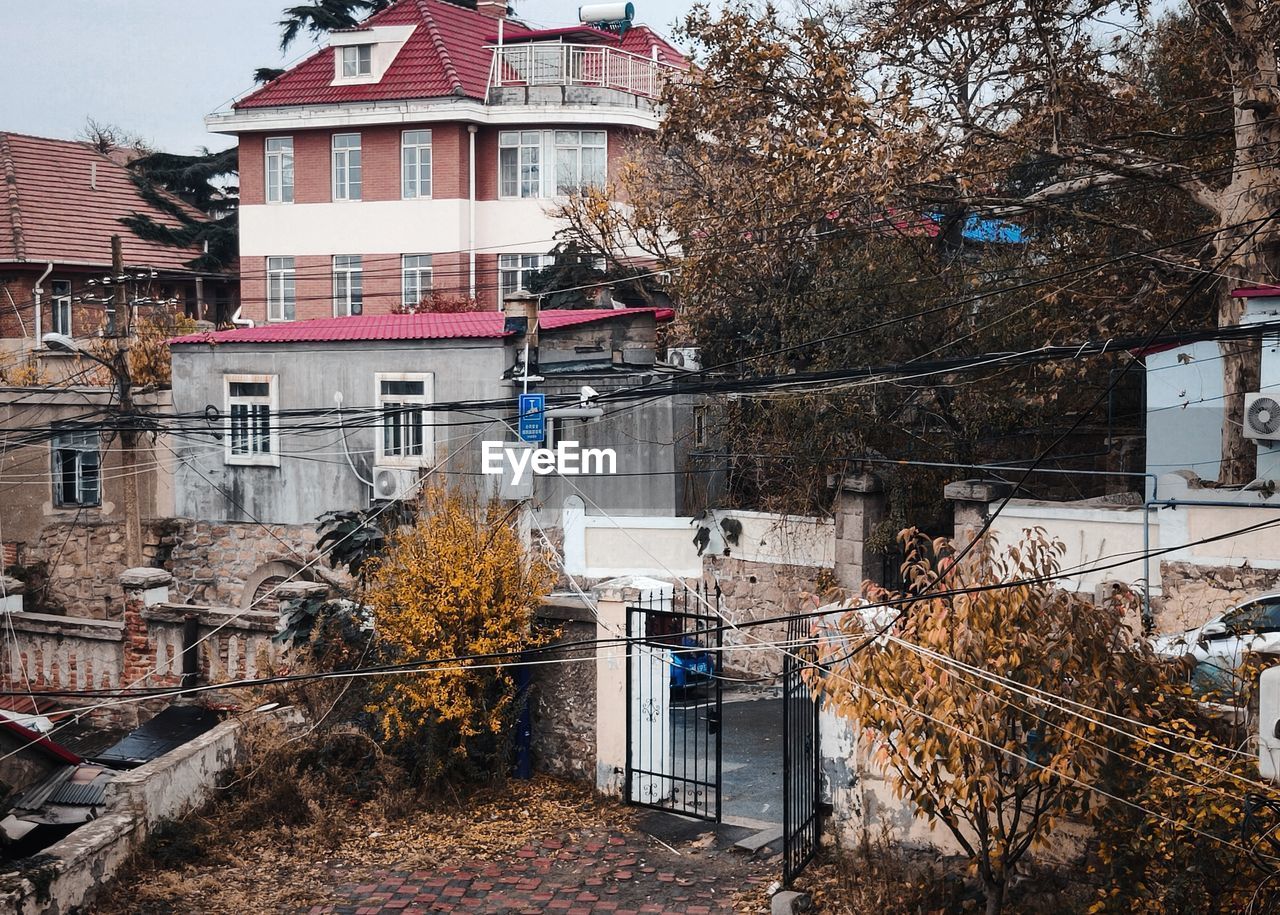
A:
363 488 554 784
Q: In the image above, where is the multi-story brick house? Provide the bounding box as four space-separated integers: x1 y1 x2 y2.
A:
206 0 685 321
0 132 237 361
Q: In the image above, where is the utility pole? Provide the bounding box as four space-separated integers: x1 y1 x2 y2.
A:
110 234 143 568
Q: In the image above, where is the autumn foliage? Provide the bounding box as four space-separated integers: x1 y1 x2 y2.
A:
818 529 1145 914
363 489 555 784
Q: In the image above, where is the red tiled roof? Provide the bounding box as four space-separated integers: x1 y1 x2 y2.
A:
234 0 685 109
170 307 674 345
0 132 207 272
1233 286 1280 298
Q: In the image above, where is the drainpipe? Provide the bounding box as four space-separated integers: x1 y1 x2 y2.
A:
32 262 52 345
1141 497 1280 630
468 125 478 302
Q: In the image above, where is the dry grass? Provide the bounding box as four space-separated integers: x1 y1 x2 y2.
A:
93 773 628 914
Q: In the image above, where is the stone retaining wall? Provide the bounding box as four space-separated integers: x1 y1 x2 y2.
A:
530 598 597 783
1158 560 1280 633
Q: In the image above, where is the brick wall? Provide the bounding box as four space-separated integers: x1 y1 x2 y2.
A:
239 133 265 205
0 571 281 728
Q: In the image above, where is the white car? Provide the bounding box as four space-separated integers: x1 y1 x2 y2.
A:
1152 592 1280 697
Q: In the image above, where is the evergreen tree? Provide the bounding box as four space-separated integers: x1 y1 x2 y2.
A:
121 148 239 273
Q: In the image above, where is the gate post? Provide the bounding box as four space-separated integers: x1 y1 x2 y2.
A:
592 581 631 797
833 473 887 589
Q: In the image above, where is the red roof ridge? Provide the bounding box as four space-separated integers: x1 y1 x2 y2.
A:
0 134 26 260
415 0 465 96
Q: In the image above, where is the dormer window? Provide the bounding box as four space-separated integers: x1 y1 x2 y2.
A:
340 44 372 78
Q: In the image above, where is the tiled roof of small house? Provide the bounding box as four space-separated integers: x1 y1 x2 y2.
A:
169 307 674 345
0 132 207 271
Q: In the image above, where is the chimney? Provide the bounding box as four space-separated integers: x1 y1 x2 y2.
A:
476 0 507 19
503 288 540 348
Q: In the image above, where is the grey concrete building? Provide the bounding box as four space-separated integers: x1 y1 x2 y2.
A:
168 307 696 527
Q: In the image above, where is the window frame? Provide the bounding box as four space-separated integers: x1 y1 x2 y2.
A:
375 372 435 467
266 256 296 322
498 130 543 199
265 136 294 205
51 426 101 508
402 254 433 308
498 253 554 302
331 132 363 201
401 129 433 199
50 279 72 337
333 255 364 317
340 43 373 78
224 374 279 467
553 129 607 195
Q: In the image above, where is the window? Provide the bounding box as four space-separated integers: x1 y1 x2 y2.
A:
499 253 553 301
402 254 433 307
265 137 294 204
402 130 432 199
333 255 363 316
694 406 707 449
225 375 278 465
376 373 434 465
50 280 72 336
554 130 606 194
266 256 296 322
499 131 542 198
340 44 372 78
51 428 100 507
332 133 362 201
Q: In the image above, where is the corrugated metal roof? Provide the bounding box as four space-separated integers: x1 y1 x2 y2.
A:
234 0 685 109
170 307 674 346
0 132 208 271
92 706 223 770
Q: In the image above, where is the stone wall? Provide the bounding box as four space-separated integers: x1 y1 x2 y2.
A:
705 556 831 680
20 518 184 618
1158 560 1280 633
168 519 340 608
530 599 597 783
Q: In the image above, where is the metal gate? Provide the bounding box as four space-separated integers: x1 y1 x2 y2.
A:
782 616 821 884
625 584 722 821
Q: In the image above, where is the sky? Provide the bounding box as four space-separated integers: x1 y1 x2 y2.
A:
2 0 698 156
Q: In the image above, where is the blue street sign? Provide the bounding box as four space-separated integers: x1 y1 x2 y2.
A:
518 393 545 443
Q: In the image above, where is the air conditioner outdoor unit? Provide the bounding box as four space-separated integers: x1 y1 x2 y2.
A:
666 347 701 370
372 466 419 501
1244 393 1280 441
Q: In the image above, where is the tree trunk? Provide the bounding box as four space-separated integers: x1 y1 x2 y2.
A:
984 877 1005 915
1204 0 1280 484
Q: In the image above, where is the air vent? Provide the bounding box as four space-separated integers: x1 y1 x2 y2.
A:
1245 393 1280 440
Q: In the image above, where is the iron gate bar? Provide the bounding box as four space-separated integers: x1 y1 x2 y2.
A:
623 584 722 822
782 616 821 885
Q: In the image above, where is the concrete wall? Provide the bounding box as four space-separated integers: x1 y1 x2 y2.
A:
1145 341 1227 490
170 338 509 525
0 387 174 547
0 718 243 915
985 500 1156 595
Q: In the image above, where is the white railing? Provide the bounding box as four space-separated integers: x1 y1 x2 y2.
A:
487 43 680 100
